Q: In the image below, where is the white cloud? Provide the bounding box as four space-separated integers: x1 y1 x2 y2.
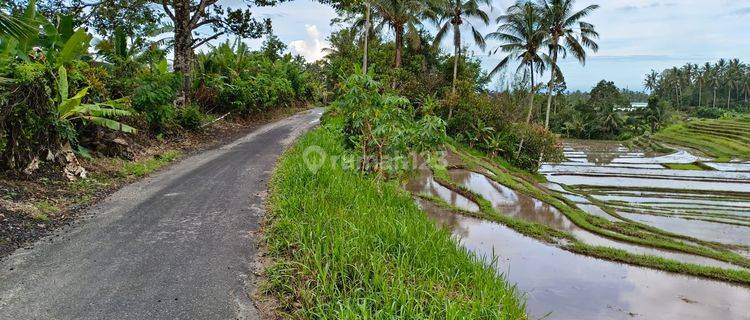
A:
289 25 329 62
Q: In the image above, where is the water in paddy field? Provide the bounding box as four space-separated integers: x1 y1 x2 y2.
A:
418 200 750 320
541 139 750 248
404 144 750 319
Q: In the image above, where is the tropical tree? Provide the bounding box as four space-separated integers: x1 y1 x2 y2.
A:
644 70 659 92
0 8 35 40
370 0 428 68
486 1 548 153
486 1 547 126
159 0 272 107
696 63 708 107
431 0 490 93
537 0 599 129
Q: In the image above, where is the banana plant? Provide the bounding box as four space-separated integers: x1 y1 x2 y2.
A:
56 66 136 133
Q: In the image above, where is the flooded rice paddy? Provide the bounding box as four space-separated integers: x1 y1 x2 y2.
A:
541 140 750 248
418 200 750 320
406 141 750 319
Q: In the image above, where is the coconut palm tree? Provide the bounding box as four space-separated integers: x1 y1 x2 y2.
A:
431 0 491 93
0 1 35 41
370 0 428 68
486 1 548 153
715 59 727 108
727 58 742 108
537 0 599 129
696 63 710 107
644 70 659 92
363 1 371 74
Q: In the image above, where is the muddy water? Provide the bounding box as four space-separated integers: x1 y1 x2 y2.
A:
419 200 750 320
444 169 742 270
544 140 750 247
404 170 480 212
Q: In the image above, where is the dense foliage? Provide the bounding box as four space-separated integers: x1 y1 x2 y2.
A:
550 80 669 140
645 59 750 113
0 2 321 175
325 73 447 176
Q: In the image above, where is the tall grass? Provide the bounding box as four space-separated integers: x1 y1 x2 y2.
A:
264 127 526 319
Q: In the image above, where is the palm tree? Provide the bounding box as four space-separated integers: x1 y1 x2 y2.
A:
644 70 659 92
697 63 711 107
363 1 371 74
0 1 35 41
486 1 547 153
715 59 727 108
370 0 427 68
431 0 491 93
537 0 599 129
727 58 742 108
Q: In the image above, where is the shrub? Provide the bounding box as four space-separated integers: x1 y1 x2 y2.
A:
176 105 205 130
131 72 180 132
328 73 447 177
694 106 724 119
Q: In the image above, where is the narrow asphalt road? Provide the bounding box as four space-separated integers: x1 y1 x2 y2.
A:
0 108 323 319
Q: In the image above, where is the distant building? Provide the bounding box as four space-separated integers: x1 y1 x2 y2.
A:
616 102 648 112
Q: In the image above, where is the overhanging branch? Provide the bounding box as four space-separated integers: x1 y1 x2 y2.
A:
191 32 225 49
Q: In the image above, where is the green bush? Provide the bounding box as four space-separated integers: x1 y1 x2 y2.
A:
327 73 447 177
176 105 205 130
131 72 180 132
694 106 724 119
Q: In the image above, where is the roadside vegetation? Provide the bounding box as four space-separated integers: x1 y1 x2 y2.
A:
265 126 526 318
1 0 322 254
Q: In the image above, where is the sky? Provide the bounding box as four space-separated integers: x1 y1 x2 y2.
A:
218 0 750 92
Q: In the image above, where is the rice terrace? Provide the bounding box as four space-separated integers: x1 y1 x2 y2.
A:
1 0 749 319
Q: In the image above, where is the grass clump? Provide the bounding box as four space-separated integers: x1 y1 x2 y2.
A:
121 150 182 177
264 127 526 319
662 163 705 170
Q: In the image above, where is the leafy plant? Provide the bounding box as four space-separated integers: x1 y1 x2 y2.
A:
329 73 447 176
55 66 136 138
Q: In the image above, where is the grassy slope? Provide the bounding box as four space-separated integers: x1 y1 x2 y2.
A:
651 116 750 160
264 127 526 319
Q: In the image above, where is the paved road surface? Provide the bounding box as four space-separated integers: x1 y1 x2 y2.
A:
0 108 323 319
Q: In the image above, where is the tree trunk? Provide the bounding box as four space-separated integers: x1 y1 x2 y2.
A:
713 87 717 108
526 63 535 124
362 2 370 75
544 42 558 129
727 86 731 109
451 20 460 94
517 62 534 155
698 81 702 107
394 24 403 68
173 0 193 108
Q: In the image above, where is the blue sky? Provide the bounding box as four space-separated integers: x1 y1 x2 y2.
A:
219 0 750 91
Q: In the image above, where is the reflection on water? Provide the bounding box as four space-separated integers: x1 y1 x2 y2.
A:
404 172 479 212
619 212 750 246
419 200 750 320
443 169 742 270
545 140 750 248
450 169 574 230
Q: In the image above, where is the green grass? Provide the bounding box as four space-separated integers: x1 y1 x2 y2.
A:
662 163 705 170
121 150 182 177
650 117 750 159
264 127 527 319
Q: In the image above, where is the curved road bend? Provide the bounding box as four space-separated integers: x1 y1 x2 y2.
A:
0 108 323 319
